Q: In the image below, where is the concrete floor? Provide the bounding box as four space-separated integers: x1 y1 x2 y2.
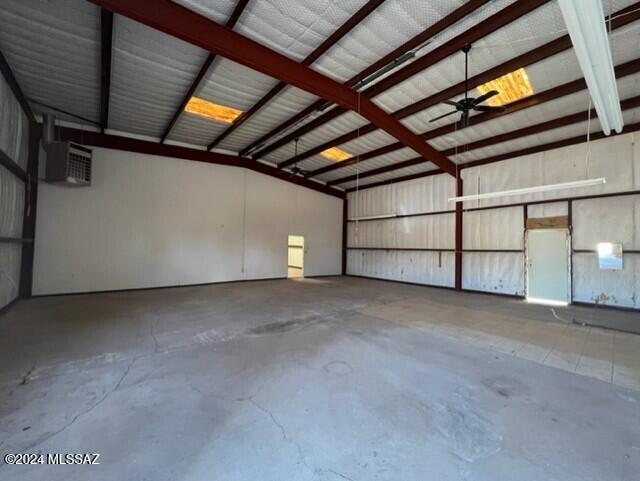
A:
0 276 639 481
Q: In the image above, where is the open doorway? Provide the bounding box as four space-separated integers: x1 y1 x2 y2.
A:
526 228 571 305
287 235 304 278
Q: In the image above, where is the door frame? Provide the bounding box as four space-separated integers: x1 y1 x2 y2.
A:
524 227 572 304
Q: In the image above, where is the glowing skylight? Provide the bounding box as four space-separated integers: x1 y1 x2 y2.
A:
477 68 534 106
184 97 242 123
321 147 352 162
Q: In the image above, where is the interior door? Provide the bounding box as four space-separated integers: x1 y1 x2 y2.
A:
526 229 570 304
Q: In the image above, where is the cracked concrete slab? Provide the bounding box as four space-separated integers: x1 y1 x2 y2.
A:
0 276 639 480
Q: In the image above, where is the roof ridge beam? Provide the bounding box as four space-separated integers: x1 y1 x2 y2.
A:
206 0 387 151
279 1 640 171
324 58 640 184
91 0 457 175
251 0 549 160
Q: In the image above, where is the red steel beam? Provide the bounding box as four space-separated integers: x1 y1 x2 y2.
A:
345 121 640 192
327 58 640 185
159 0 250 143
206 0 387 151
284 2 640 172
100 9 113 133
238 0 492 158
253 0 549 161
57 127 345 198
91 0 457 176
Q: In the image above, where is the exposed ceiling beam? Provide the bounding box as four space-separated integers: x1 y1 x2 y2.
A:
0 48 35 123
159 0 250 143
100 8 113 133
326 58 640 185
57 127 344 198
282 2 640 172
206 0 387 151
238 0 492 158
91 0 457 176
346 120 640 193
251 0 549 161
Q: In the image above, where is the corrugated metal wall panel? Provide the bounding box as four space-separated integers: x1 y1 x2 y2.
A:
573 253 638 308
348 214 455 250
461 132 638 209
462 252 525 295
396 214 455 249
0 71 29 170
0 243 21 308
394 174 455 214
573 195 640 250
463 207 523 250
528 201 568 218
0 166 25 238
348 183 395 218
347 249 454 287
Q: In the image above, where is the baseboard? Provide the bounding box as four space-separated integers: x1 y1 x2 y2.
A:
572 300 640 313
0 295 21 317
31 276 288 298
345 274 524 299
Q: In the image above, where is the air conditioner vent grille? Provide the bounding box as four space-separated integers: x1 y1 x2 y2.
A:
67 151 91 183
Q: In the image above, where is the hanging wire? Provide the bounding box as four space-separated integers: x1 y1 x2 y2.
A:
354 91 362 243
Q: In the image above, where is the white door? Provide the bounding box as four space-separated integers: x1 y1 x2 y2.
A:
526 229 570 304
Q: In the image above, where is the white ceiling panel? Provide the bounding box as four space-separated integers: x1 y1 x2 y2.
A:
110 16 208 137
0 0 100 125
233 0 369 63
262 110 370 164
169 111 228 146
311 0 470 83
455 107 640 165
340 162 439 190
217 86 320 152
172 0 240 25
314 147 418 183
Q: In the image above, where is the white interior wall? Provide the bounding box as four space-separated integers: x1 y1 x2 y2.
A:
0 71 29 309
32 147 342 295
347 174 456 287
346 131 640 308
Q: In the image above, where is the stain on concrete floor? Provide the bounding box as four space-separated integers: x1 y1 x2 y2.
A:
0 276 639 481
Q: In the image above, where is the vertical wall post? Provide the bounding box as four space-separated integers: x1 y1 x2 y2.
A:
342 197 348 275
19 122 40 297
454 177 463 290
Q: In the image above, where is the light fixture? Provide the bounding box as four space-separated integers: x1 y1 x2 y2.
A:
321 146 352 162
477 68 534 106
348 213 397 221
184 97 242 123
448 177 606 203
558 0 623 135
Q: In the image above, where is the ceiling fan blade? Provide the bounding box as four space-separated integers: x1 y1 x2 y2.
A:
473 104 506 113
472 90 499 106
429 110 458 123
442 99 459 107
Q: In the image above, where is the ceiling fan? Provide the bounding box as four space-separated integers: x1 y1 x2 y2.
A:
430 44 506 128
288 138 310 177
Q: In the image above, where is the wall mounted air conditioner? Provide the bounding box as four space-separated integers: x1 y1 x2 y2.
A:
45 141 92 187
